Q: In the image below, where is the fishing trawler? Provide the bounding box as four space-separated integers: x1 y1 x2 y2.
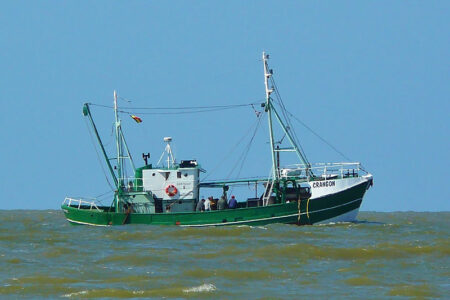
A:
61 52 373 226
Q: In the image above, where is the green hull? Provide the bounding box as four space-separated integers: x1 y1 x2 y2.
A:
62 181 369 227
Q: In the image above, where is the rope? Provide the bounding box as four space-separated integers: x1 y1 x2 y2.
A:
202 115 263 181
84 119 115 191
306 198 310 222
287 110 351 161
228 115 263 196
95 190 114 199
90 101 260 110
102 122 115 148
226 114 263 179
122 207 132 224
118 107 247 115
270 77 309 163
89 102 258 115
286 110 368 172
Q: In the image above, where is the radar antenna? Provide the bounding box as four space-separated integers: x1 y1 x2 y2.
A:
157 137 176 168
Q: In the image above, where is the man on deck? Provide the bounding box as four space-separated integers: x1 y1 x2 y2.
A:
217 196 228 210
204 197 212 211
228 195 237 209
196 199 205 212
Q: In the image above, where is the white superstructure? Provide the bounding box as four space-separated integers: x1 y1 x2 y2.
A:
142 138 200 212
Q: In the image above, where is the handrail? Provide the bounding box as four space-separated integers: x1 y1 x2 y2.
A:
62 197 102 211
117 162 363 190
281 162 364 178
287 162 361 167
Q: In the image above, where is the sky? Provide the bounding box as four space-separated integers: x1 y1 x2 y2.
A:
0 1 448 211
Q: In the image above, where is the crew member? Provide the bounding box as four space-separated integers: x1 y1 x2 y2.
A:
228 195 237 209
196 199 205 212
204 197 212 211
217 196 228 210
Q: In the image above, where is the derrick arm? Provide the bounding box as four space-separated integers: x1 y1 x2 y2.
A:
262 52 312 179
269 102 311 171
83 103 119 188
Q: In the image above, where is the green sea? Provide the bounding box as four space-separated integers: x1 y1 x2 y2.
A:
1 211 448 299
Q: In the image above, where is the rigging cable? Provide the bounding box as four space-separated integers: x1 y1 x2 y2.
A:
227 114 263 180
93 190 114 206
95 190 114 199
84 118 115 191
201 112 264 181
286 110 366 171
101 122 115 148
270 77 309 164
89 101 260 111
117 106 247 115
227 114 263 195
88 101 261 116
270 77 366 172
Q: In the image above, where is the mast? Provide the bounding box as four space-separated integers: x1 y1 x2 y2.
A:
83 92 136 211
113 90 123 188
262 52 311 177
263 52 279 180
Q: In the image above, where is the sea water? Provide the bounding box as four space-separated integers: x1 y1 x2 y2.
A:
0 211 448 299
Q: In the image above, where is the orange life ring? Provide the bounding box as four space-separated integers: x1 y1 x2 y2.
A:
165 184 178 197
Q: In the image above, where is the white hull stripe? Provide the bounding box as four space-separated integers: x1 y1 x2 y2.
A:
181 197 363 227
67 219 110 227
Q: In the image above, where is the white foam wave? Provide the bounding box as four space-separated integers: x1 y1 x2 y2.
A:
183 283 216 293
61 290 88 298
237 225 268 230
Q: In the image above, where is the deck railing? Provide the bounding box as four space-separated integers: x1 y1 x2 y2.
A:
62 197 102 211
281 162 364 179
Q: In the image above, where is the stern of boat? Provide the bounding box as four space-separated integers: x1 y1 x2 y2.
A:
61 197 113 226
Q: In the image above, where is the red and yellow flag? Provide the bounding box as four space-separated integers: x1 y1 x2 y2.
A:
130 115 142 123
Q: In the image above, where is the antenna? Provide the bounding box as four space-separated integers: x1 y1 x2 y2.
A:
142 153 150 166
157 137 176 168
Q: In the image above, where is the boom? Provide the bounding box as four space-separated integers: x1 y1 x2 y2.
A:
82 103 119 188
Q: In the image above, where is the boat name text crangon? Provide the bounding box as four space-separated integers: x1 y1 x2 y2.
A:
312 180 336 188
